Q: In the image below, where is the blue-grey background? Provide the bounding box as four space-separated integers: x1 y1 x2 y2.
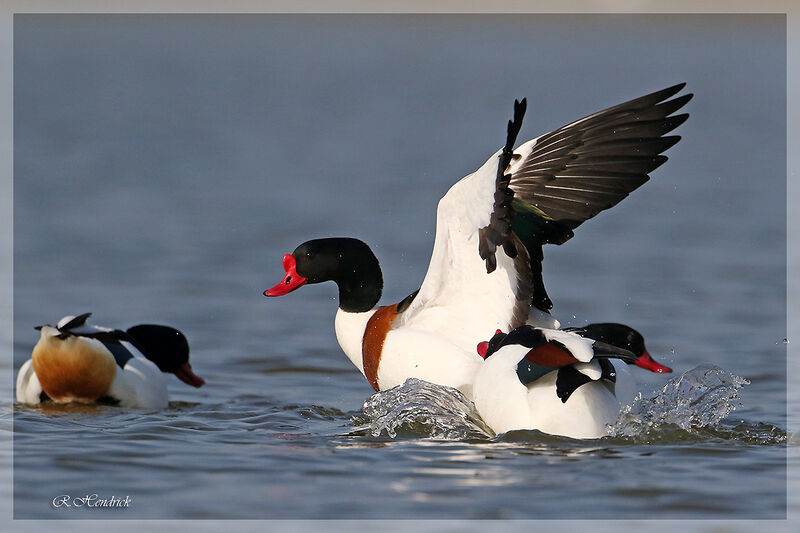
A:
11 14 786 519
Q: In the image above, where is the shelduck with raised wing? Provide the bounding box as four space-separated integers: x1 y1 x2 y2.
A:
264 84 691 399
16 313 204 409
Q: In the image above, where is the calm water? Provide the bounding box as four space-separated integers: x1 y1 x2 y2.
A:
9 14 789 522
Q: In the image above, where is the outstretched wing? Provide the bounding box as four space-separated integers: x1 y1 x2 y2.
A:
399 84 691 345
508 83 691 232
503 83 693 310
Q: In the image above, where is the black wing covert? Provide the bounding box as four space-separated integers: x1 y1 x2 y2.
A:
509 83 692 230
481 83 693 315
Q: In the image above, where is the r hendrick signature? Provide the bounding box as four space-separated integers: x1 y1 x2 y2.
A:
52 494 132 509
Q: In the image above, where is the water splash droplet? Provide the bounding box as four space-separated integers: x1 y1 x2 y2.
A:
354 378 491 439
609 364 749 438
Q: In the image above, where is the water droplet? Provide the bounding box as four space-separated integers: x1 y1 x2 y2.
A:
609 364 750 437
359 378 490 439
783 338 789 344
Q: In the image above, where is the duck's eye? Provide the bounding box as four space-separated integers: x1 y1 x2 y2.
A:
285 276 292 284
306 251 313 259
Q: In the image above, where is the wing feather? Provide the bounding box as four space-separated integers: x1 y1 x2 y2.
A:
509 83 692 231
400 84 691 335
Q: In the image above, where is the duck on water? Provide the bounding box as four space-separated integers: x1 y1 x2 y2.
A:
17 313 204 409
264 84 688 437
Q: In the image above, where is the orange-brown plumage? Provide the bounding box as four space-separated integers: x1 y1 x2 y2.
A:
524 343 580 367
31 334 116 403
361 304 398 391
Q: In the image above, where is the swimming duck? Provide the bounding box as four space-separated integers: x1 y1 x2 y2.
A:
472 323 671 438
16 313 204 409
264 84 691 398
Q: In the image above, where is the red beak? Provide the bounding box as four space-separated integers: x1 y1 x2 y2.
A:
477 341 489 358
174 362 205 387
477 329 503 359
634 350 673 373
264 254 308 297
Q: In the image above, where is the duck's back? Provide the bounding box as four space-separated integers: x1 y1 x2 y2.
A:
525 371 621 439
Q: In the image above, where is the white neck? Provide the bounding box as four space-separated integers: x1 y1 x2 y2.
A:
334 308 376 375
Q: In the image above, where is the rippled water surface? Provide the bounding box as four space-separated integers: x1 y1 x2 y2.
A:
10 14 788 521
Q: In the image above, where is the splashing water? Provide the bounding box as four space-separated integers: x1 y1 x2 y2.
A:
354 365 780 443
609 364 750 437
354 378 491 439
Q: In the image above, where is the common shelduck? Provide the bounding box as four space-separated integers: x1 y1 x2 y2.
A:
264 84 691 399
16 313 205 409
564 322 672 374
473 323 671 438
